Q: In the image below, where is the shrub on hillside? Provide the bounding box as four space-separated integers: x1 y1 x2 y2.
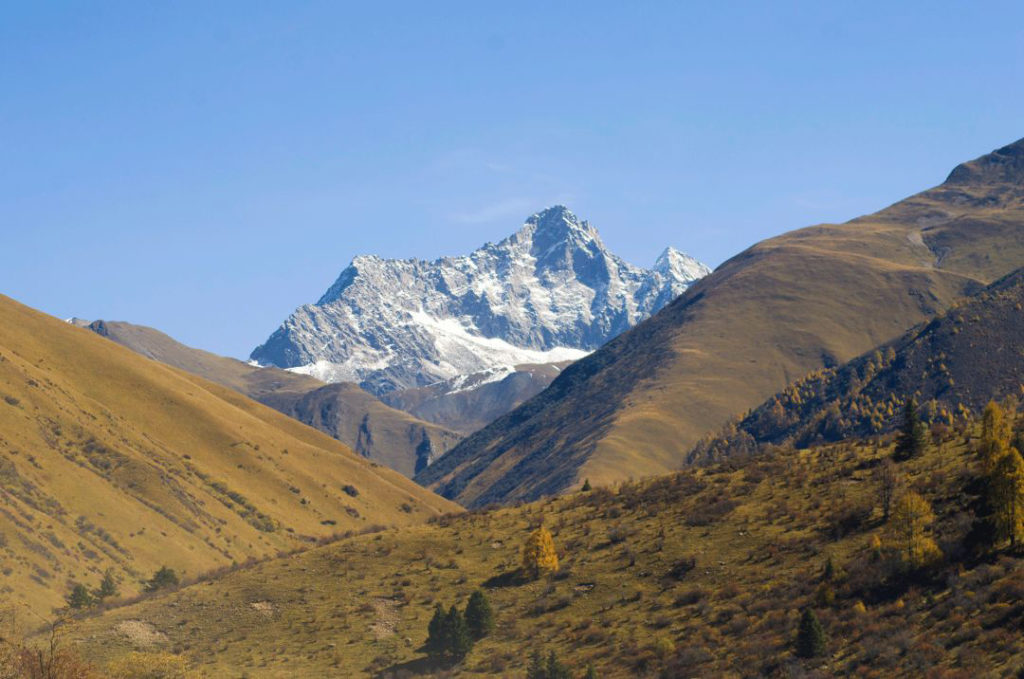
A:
144 566 179 593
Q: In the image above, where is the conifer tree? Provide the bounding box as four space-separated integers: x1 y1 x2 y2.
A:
522 525 559 579
990 447 1024 548
894 398 927 461
874 458 900 520
526 650 547 679
94 569 118 601
66 582 93 609
545 650 571 679
426 603 445 656
980 401 1012 472
581 479 591 492
795 608 826 658
463 590 494 640
888 490 940 568
443 605 473 662
144 566 179 592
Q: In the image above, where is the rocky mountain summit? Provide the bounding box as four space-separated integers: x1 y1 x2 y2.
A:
251 206 710 396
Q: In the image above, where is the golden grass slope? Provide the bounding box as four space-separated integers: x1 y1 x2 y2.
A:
86 320 462 477
417 137 1024 507
61 419 1023 677
0 295 458 616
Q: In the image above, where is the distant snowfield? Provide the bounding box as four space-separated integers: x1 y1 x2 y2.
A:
288 311 589 387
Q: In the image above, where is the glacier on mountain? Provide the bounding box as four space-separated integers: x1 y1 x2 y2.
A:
251 206 711 396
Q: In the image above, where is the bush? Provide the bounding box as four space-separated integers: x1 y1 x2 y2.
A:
144 566 179 593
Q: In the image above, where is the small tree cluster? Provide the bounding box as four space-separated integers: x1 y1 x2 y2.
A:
426 604 472 665
522 525 559 579
65 569 119 610
979 401 1024 548
525 649 572 679
425 590 494 665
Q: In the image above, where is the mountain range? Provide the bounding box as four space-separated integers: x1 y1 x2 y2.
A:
416 137 1024 507
250 206 710 413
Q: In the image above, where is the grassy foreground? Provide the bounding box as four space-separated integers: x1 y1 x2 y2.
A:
31 418 1022 678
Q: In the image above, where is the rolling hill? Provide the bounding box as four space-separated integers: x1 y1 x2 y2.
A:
691 267 1024 459
85 320 462 476
416 137 1024 508
0 295 458 616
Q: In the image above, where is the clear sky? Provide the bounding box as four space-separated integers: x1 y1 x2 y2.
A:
2 2 1022 359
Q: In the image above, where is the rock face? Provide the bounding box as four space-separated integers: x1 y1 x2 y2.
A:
251 206 710 396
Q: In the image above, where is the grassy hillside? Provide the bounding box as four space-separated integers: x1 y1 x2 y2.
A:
417 137 1024 508
48 411 1024 677
86 321 462 477
0 296 458 616
693 267 1024 459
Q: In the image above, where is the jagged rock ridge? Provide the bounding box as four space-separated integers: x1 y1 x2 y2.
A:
251 206 710 396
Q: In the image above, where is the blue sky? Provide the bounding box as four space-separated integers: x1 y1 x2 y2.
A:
2 2 1022 359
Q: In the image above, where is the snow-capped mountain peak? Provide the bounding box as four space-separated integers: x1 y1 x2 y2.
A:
251 207 711 396
655 246 712 283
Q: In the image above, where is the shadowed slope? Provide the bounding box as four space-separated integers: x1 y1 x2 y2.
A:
0 296 458 615
692 267 1024 457
417 138 1024 507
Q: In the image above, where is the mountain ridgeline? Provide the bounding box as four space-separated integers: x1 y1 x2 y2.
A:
250 206 710 396
84 320 461 477
692 266 1024 459
416 137 1024 508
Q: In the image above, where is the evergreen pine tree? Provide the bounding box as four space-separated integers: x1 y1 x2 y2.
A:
66 582 93 609
144 566 179 592
822 555 835 582
444 605 473 662
463 590 494 640
581 479 591 492
894 398 927 461
94 569 118 600
545 650 571 679
795 608 827 658
426 603 445 657
525 650 547 679
990 447 1024 548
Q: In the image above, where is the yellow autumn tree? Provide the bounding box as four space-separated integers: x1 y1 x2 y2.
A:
979 401 1012 473
522 525 559 578
887 491 941 569
990 447 1024 548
